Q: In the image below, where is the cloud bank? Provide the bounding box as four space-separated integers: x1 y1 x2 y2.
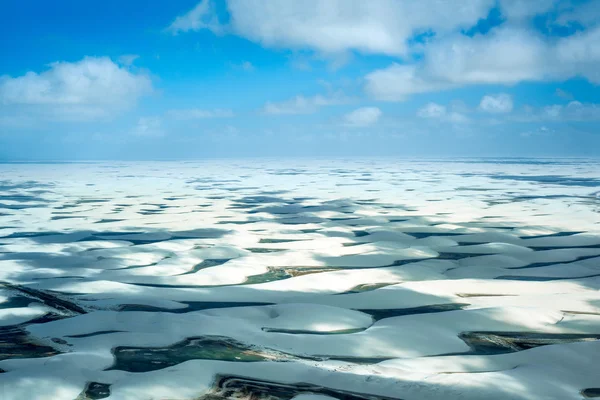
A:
0 57 152 121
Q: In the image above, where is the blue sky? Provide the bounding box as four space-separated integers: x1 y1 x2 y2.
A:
1 0 599 160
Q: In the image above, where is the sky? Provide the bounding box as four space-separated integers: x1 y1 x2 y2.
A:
0 0 599 160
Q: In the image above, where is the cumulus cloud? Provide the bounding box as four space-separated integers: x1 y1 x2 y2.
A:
0 57 152 121
366 26 600 100
542 101 600 121
262 92 351 115
342 107 382 127
168 1 600 105
168 0 494 56
479 93 514 113
417 102 468 123
167 108 234 119
168 1 600 102
562 101 600 120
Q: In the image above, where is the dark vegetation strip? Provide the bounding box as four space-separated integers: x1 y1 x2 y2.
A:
0 317 62 361
108 336 312 373
210 375 402 400
82 382 111 400
357 303 469 321
459 331 600 355
0 281 87 315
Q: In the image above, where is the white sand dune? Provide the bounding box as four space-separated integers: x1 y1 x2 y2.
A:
0 158 599 400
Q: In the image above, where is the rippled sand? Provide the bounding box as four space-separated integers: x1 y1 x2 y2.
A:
1 158 599 400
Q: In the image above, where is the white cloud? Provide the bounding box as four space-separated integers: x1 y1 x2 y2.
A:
479 93 514 113
497 0 557 20
342 107 382 127
448 112 470 123
544 104 563 118
169 1 600 104
516 100 600 122
167 0 223 34
555 25 600 82
366 26 600 100
167 108 234 119
169 0 494 56
262 96 316 115
132 117 163 137
555 0 600 27
543 101 600 120
168 1 600 103
521 126 554 137
417 102 468 123
118 54 140 67
498 0 600 28
364 64 454 101
563 101 600 120
417 102 447 118
262 92 351 115
0 57 152 121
